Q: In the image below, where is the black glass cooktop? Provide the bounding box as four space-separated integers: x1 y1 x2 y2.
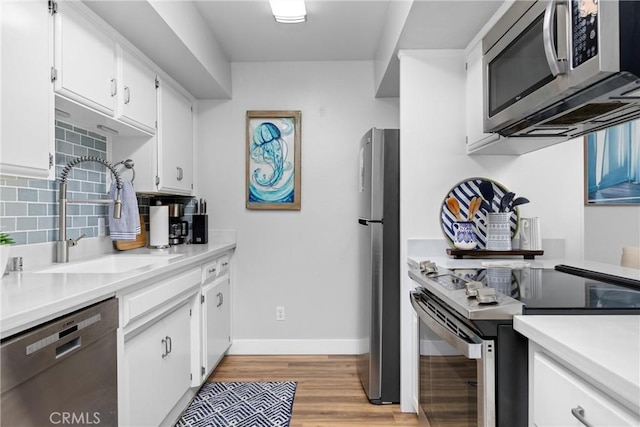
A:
445 266 640 314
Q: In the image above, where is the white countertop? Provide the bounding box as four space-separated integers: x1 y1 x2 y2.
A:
0 242 235 339
514 315 640 415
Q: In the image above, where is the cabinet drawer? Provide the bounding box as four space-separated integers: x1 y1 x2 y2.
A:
121 268 200 327
202 254 230 282
202 260 219 282
217 254 230 276
532 352 638 426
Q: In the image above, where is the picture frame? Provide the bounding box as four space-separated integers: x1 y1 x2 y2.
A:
584 119 640 205
246 110 301 210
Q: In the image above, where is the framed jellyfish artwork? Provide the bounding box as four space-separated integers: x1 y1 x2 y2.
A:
246 110 302 210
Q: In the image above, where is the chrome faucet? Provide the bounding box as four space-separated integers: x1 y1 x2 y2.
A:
57 156 124 263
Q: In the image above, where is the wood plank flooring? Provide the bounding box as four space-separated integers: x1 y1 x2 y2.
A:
207 355 420 427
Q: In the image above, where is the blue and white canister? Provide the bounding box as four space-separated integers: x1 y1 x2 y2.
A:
452 221 478 250
486 212 512 251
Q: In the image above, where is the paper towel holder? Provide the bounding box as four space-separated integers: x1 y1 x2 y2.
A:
148 205 171 249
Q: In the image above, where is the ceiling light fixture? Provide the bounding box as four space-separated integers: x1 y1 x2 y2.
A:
269 0 306 24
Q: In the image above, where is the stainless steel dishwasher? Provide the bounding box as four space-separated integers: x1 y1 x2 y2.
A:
1 298 118 426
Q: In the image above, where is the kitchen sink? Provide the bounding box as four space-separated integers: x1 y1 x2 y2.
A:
36 254 184 274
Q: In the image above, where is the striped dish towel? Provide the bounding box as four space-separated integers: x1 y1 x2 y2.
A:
108 181 140 241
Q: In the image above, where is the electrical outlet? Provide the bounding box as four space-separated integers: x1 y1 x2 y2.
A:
276 306 285 321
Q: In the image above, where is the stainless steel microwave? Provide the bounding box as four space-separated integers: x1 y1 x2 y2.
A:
483 0 640 139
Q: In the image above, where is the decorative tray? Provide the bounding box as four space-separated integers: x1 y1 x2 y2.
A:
440 177 519 250
446 249 544 259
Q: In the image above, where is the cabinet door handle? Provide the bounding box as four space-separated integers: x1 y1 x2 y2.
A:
208 267 217 274
571 406 594 427
161 338 168 358
176 166 183 181
166 336 172 355
217 292 223 308
110 78 117 97
124 86 131 104
222 262 228 267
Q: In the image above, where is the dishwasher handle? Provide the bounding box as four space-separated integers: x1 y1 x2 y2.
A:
55 337 81 359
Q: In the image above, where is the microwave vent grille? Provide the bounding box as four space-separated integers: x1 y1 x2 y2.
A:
544 103 629 126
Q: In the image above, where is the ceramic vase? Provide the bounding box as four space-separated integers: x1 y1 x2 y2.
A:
486 212 512 251
452 221 478 250
519 217 542 250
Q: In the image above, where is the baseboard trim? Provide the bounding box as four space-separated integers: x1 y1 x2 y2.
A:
227 339 368 355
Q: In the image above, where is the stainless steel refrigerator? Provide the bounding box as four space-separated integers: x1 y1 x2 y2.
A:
357 128 400 404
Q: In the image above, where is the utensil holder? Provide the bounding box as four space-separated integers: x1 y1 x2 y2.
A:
452 221 478 250
486 212 512 251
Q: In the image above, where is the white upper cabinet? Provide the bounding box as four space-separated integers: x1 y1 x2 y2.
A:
117 48 157 134
465 42 496 151
0 0 54 180
54 1 117 116
112 77 195 195
53 1 156 136
157 79 194 195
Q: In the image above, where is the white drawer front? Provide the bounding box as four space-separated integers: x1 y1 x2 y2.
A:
202 254 230 282
533 352 638 427
122 268 200 327
217 254 230 276
202 260 219 282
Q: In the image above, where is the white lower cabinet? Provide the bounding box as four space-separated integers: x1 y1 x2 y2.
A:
118 267 200 427
202 275 231 380
117 253 233 426
530 346 638 427
124 302 192 427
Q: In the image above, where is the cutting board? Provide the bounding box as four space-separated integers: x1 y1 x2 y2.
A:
113 215 147 251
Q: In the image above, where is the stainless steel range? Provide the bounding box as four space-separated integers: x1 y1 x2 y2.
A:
409 265 640 427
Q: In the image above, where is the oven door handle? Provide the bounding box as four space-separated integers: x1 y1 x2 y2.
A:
411 295 483 359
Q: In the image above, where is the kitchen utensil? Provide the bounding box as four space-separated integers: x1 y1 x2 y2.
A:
499 192 515 212
467 197 481 220
440 177 519 250
114 215 147 250
446 196 462 220
478 179 495 212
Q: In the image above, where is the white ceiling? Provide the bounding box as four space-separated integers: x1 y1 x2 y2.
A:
193 0 504 62
83 0 505 97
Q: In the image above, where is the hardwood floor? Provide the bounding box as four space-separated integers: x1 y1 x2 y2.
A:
207 355 420 427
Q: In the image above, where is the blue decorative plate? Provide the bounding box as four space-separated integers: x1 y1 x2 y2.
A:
440 177 519 250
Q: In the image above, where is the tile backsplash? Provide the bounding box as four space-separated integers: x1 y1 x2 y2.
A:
0 120 196 246
1 121 109 245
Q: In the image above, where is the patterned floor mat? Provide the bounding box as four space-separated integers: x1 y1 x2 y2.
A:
175 381 297 427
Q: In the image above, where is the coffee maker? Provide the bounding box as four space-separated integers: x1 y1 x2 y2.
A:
167 203 188 245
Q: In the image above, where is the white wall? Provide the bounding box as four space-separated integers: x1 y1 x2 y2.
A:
197 61 399 354
585 207 640 264
398 50 585 411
